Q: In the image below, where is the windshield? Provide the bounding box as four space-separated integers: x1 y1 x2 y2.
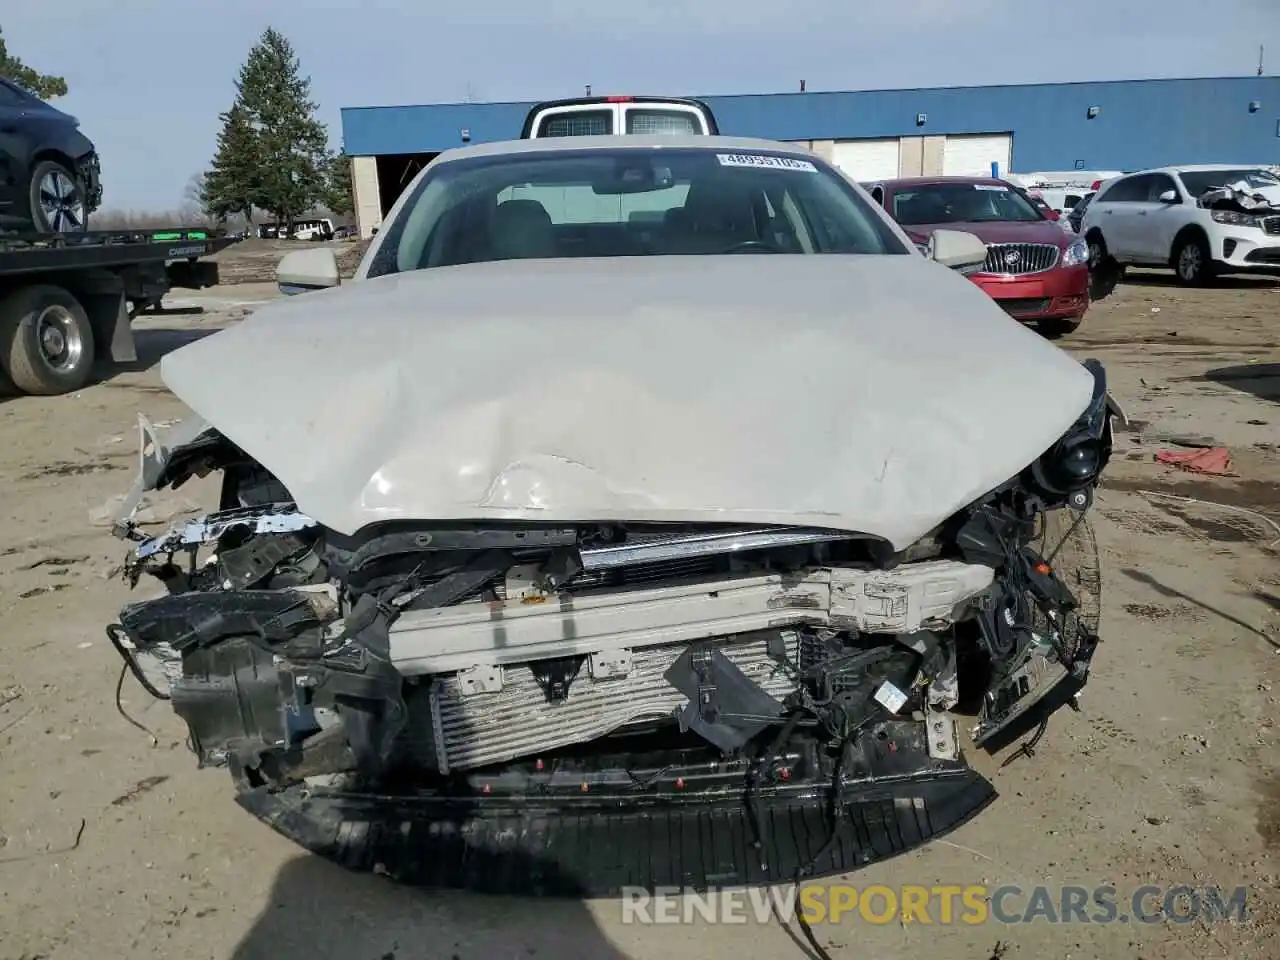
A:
367 147 909 277
1177 168 1280 197
891 181 1044 225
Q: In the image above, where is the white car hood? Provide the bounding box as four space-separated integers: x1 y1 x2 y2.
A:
158 255 1094 551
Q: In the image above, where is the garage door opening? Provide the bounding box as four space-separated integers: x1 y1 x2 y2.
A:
942 134 1013 178
375 152 438 215
830 139 902 182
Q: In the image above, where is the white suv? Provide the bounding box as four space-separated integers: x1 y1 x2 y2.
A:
1080 164 1280 285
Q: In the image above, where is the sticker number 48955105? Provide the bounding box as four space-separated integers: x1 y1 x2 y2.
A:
716 153 817 172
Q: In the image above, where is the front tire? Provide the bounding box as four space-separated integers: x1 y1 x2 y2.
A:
1172 232 1214 286
28 160 88 234
1086 231 1124 300
1039 316 1083 339
0 285 97 395
1086 232 1108 272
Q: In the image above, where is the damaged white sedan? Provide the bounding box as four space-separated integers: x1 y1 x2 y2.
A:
105 135 1119 895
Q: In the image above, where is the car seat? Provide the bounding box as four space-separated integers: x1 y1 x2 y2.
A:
489 199 558 260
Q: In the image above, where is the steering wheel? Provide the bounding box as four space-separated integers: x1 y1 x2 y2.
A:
722 240 781 254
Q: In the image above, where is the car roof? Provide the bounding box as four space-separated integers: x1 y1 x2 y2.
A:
1118 163 1270 176
432 134 817 163
874 176 1013 189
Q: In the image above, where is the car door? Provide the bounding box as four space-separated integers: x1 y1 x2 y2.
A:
0 80 32 213
1115 173 1179 263
1136 172 1186 263
1092 174 1149 260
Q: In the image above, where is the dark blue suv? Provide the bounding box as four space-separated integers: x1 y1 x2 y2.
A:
0 78 102 233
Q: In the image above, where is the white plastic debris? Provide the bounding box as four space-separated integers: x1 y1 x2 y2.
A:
873 679 909 714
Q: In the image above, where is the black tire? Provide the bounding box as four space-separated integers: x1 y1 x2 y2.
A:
1172 231 1215 286
1085 231 1109 272
27 159 89 233
1039 316 1083 339
0 284 96 395
1085 231 1123 300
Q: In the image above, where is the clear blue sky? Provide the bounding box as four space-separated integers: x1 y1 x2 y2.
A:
5 0 1277 210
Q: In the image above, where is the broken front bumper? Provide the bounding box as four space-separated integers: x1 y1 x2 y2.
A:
238 734 998 896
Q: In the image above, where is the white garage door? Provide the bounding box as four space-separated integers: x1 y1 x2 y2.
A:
830 139 901 182
942 134 1013 177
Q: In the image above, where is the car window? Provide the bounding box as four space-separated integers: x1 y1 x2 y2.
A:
624 109 703 135
0 80 28 104
1145 173 1178 201
1176 167 1280 197
495 182 692 224
1097 175 1148 203
891 181 1043 224
367 147 910 278
535 110 614 137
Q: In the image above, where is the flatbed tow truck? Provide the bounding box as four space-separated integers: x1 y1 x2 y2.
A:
0 227 235 397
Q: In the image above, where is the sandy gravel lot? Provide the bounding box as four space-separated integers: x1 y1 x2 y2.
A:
0 268 1277 960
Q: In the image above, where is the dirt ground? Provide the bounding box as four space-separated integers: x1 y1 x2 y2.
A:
0 266 1277 960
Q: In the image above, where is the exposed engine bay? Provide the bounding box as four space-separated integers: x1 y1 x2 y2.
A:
105 359 1119 895
1195 180 1280 216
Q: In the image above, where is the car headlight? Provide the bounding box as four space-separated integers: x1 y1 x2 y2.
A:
1062 237 1089 266
1211 209 1261 227
1027 359 1116 508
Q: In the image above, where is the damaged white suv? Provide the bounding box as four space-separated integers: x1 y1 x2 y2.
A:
105 135 1120 896
1082 164 1280 285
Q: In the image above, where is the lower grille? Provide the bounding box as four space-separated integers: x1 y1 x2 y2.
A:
983 242 1060 275
998 298 1051 316
1245 248 1280 264
409 631 801 772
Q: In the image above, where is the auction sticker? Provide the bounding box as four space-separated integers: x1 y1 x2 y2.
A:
973 184 1009 191
716 153 817 172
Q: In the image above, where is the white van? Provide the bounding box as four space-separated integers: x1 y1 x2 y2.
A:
520 96 719 138
1006 171 1123 218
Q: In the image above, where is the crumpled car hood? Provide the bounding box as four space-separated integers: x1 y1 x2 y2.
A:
157 255 1093 550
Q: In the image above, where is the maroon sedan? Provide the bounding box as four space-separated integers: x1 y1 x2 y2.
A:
865 176 1091 337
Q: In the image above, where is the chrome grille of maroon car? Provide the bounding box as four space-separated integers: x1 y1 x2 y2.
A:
982 242 1060 275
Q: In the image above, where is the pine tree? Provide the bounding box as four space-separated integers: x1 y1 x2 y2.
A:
0 26 68 99
200 103 259 223
234 28 330 229
324 150 354 217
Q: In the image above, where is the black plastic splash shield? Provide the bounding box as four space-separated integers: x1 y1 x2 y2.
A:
237 768 996 896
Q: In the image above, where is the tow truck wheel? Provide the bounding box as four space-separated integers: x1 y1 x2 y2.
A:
0 284 96 395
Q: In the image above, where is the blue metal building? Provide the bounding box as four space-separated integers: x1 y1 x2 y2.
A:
340 75 1280 237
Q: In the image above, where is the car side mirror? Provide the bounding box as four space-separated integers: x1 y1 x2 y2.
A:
1158 189 1179 203
928 229 989 273
277 248 340 295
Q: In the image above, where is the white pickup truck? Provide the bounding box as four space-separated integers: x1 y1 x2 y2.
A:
519 95 719 138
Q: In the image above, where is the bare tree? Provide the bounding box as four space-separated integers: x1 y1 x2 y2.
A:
180 173 211 224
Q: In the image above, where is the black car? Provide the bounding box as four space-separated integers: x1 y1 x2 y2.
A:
1067 191 1095 234
0 79 102 233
